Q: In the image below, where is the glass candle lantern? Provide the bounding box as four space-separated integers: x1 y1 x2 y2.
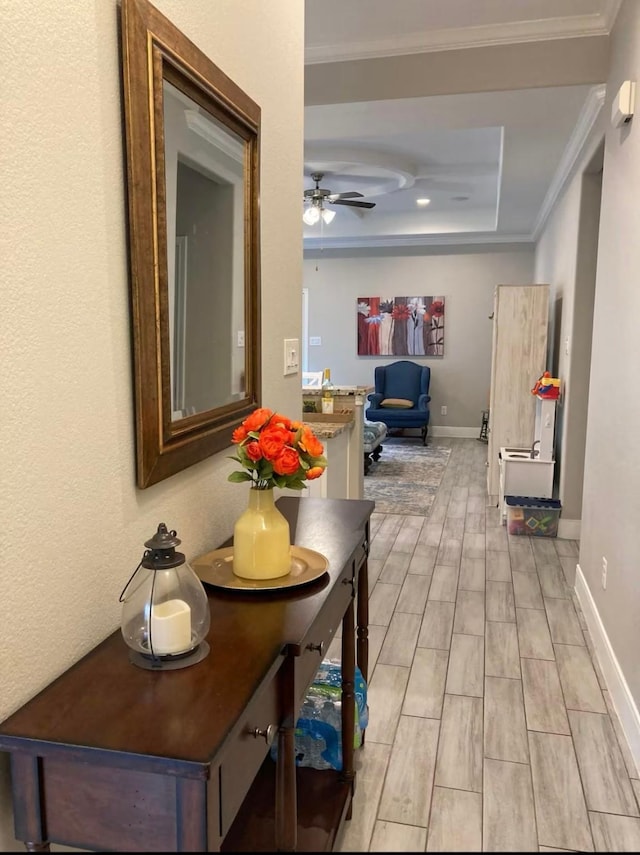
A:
120 523 210 670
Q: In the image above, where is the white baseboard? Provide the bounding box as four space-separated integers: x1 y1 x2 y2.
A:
431 426 479 438
575 563 640 775
558 517 581 540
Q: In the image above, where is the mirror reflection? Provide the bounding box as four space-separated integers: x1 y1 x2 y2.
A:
163 81 246 420
121 0 261 489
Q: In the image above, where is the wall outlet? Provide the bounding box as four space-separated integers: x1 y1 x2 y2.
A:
602 556 608 589
237 330 245 347
440 405 447 416
309 336 322 346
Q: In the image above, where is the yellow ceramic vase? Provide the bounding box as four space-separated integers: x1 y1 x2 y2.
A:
233 488 291 580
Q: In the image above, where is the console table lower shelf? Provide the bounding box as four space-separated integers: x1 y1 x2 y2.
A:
222 760 353 852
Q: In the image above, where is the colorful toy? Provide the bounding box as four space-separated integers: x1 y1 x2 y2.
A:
531 371 560 399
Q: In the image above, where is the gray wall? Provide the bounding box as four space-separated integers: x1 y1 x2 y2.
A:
304 247 535 431
535 0 640 756
578 0 640 727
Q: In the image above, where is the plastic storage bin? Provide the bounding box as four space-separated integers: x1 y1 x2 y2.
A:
505 496 562 537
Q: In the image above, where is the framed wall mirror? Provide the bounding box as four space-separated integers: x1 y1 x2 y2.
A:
121 0 261 488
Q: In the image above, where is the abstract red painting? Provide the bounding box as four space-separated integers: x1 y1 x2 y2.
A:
357 296 445 356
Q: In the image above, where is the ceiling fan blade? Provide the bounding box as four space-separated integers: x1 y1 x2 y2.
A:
327 191 364 201
331 199 376 209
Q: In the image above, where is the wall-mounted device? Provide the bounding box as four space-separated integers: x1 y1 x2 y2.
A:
611 80 636 128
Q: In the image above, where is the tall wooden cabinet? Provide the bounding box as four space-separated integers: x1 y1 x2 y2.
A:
487 284 549 497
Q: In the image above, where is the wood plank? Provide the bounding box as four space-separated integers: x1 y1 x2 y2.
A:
403 648 448 719
427 787 482 852
528 731 593 852
568 710 638 816
445 634 484 697
483 757 538 851
417 601 455 650
485 621 520 679
435 695 483 793
521 658 570 735
484 677 528 763
378 716 439 826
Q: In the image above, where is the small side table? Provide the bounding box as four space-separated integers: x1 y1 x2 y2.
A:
478 409 489 443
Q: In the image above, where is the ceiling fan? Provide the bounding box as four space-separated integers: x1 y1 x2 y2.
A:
303 171 376 225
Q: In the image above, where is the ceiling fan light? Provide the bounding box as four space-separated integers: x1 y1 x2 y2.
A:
303 206 320 225
321 207 336 224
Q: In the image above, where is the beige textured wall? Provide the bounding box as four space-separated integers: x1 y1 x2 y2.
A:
303 248 535 431
0 1 303 848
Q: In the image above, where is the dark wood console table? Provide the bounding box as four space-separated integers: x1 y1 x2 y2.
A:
0 497 373 852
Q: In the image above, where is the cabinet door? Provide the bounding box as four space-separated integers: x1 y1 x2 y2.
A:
487 285 549 496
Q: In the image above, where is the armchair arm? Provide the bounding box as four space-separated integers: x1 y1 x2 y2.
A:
368 393 384 408
418 393 431 410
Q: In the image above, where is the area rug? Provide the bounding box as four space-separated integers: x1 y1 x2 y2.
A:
363 439 452 516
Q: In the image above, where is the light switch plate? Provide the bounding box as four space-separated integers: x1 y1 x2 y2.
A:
283 338 299 375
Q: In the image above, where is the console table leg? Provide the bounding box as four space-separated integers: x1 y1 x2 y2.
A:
356 558 369 683
341 597 356 787
10 755 49 853
356 554 369 746
276 656 297 852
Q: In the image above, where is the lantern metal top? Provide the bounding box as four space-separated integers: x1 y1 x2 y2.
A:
141 522 185 570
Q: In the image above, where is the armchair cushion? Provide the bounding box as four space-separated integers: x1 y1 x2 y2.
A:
381 397 413 408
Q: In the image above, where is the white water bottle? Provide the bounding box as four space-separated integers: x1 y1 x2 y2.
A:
321 368 334 414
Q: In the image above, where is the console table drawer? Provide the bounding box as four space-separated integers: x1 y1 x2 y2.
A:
295 558 354 697
40 756 178 852
219 670 280 836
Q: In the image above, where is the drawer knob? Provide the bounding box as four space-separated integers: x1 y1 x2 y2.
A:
251 724 277 745
306 641 325 656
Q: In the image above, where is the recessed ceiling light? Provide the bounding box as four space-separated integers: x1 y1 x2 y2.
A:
416 198 431 206
451 195 469 202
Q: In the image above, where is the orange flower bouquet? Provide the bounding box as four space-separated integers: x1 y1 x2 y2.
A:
228 408 327 491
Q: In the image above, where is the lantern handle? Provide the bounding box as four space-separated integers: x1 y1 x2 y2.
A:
118 558 144 603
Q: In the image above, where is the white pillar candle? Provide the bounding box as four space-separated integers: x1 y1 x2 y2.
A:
150 599 191 655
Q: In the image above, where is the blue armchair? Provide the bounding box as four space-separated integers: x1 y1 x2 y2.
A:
366 360 431 445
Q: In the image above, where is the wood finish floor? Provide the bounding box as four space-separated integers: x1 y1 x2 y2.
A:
331 437 640 852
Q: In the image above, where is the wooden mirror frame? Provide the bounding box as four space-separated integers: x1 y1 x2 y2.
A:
121 0 261 488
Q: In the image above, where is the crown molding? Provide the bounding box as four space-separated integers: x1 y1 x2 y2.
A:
303 231 534 252
305 4 620 65
184 110 243 163
532 84 606 241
